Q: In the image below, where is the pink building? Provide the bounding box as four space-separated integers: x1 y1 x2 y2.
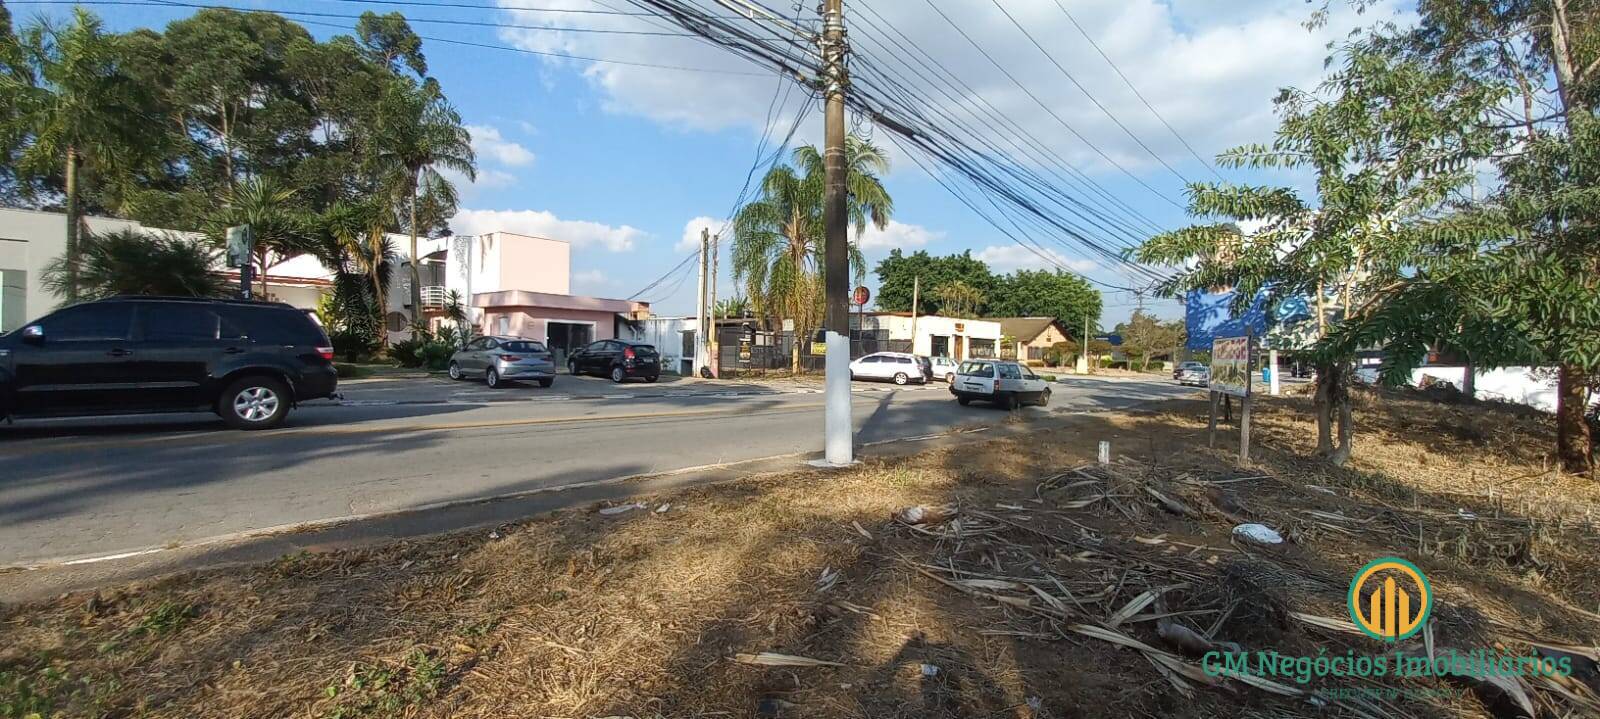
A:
440 231 648 365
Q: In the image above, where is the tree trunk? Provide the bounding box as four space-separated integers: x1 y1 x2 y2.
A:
790 334 801 374
63 146 81 301
1556 363 1593 475
1314 362 1335 456
255 249 269 300
1315 280 1327 339
408 175 423 323
1330 378 1354 466
1462 354 1476 400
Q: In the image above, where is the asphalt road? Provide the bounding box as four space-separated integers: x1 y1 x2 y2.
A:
0 373 1200 566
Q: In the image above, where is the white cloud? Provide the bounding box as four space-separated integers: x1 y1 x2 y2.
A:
852 220 942 251
975 245 1097 274
676 215 727 252
466 124 536 167
492 0 1407 177
571 268 616 294
450 208 644 252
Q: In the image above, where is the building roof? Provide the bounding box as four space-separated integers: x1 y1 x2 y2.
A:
993 317 1059 342
471 289 648 317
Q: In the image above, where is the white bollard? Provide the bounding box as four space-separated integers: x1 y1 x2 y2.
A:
1269 348 1281 396
1098 441 1110 465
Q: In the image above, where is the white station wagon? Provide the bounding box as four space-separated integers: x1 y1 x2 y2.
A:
950 359 1051 409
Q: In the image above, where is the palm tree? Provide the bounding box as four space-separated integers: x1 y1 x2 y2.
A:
43 228 228 300
933 281 985 318
214 177 313 299
714 295 750 319
322 199 394 339
370 78 474 321
3 9 154 300
731 135 890 370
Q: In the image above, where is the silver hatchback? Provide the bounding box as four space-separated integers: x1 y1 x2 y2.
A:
448 336 556 388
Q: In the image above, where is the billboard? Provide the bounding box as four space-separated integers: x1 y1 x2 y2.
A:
1186 288 1315 352
1210 336 1251 397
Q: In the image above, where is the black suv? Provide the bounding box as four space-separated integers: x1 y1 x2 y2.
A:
0 296 337 429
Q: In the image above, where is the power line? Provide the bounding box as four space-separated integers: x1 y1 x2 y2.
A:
915 0 1185 211
1051 0 1222 179
985 0 1191 186
145 0 703 36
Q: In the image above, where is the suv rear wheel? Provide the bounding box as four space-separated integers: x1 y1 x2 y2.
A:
893 372 909 385
219 376 291 430
610 366 626 383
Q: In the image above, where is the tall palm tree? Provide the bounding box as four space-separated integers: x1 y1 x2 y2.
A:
370 78 474 320
3 9 154 300
322 199 394 339
731 135 889 370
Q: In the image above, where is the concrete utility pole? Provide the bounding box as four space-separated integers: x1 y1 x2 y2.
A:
696 228 709 374
820 0 852 466
709 233 720 378
909 275 920 348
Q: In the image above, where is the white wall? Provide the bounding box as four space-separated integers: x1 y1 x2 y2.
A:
623 317 697 375
0 208 158 328
1354 365 1597 414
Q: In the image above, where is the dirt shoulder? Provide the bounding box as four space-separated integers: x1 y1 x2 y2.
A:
3 390 1599 718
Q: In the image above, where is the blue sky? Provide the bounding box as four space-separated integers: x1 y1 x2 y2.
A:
18 0 1409 324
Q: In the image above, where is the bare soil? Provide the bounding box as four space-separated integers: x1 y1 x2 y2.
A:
3 388 1598 718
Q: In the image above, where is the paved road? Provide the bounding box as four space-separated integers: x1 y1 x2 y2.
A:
0 374 1199 565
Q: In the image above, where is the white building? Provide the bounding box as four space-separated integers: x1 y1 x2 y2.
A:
850 312 1002 360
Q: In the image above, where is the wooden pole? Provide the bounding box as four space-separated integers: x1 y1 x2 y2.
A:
1208 391 1219 448
1240 394 1253 462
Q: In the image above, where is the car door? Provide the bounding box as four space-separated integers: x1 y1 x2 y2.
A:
1017 365 1047 402
479 338 501 370
460 338 487 372
11 303 140 415
579 341 608 374
130 303 239 410
858 354 885 378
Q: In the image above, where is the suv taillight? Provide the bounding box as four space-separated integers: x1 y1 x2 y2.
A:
316 347 335 360
623 347 636 359
499 354 521 362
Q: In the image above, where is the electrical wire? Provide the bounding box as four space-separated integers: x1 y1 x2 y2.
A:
1051 0 1222 180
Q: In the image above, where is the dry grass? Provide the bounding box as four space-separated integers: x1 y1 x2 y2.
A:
3 389 1600 718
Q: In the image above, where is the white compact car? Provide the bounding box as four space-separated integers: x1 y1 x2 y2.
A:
928 355 960 383
848 352 927 385
951 359 1051 409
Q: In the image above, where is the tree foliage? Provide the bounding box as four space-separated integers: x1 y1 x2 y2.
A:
872 250 995 316
43 228 228 300
1115 310 1185 371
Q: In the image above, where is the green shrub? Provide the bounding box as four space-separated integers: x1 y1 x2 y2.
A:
418 342 454 371
1039 374 1057 382
390 337 426 367
331 329 379 363
335 363 375 379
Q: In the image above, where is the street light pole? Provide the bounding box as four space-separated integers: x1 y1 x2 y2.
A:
820 0 852 465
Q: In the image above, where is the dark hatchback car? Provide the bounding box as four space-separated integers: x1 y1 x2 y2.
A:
566 338 661 383
0 296 337 430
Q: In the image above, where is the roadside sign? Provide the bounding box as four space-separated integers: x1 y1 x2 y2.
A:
811 341 827 356
1210 336 1251 397
853 286 870 306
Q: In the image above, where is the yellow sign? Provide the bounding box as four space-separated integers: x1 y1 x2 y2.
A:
810 341 827 355
1348 557 1432 642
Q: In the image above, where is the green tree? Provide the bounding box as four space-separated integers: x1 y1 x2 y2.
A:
2 9 159 299
732 135 886 370
1115 310 1184 372
321 198 393 339
212 177 315 299
370 78 474 321
42 228 228 300
932 280 984 318
873 249 996 315
1138 37 1501 465
1340 0 1600 474
714 295 750 319
988 270 1102 338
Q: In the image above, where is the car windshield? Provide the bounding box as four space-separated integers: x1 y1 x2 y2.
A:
502 341 546 353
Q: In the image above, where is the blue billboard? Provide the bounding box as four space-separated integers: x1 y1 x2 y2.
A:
1186 289 1310 350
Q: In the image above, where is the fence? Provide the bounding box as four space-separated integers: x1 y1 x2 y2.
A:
713 326 911 377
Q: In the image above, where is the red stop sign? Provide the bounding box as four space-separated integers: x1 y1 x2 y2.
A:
853 286 870 306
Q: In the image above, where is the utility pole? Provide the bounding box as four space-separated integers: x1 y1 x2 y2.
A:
696 228 709 375
819 0 852 466
709 233 720 378
909 275 920 351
